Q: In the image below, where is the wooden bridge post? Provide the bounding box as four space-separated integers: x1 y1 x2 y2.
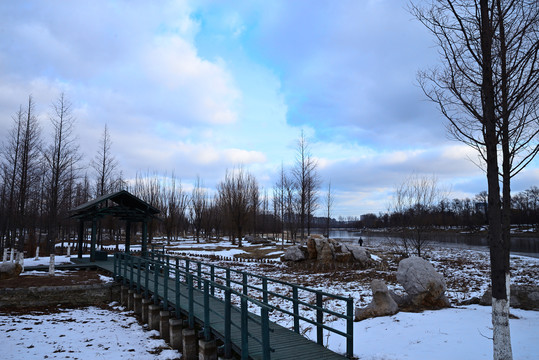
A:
133 292 142 315
182 328 197 360
169 318 184 351
127 289 135 310
141 298 151 323
148 304 160 330
198 338 217 360
159 311 170 342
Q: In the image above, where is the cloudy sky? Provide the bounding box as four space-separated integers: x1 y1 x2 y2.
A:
1 0 537 217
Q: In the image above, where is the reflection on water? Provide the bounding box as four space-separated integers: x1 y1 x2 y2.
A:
310 229 539 257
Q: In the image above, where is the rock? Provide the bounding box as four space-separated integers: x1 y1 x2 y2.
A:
480 285 539 310
355 280 399 321
343 244 372 266
317 242 334 263
306 238 318 259
396 257 450 309
335 252 352 263
281 246 306 262
0 262 23 280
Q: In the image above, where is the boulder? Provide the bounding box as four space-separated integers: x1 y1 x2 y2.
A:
0 262 23 280
306 238 318 259
334 252 352 263
355 280 399 321
480 285 539 310
281 246 306 262
317 242 334 263
343 244 372 267
396 257 450 309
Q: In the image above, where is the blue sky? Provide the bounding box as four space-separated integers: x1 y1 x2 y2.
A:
1 0 537 217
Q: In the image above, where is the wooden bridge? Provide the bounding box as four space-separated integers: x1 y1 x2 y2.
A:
74 251 354 360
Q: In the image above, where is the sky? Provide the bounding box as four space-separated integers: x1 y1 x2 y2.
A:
0 0 537 217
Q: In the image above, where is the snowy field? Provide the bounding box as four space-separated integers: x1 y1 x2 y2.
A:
1 305 181 360
4 237 539 359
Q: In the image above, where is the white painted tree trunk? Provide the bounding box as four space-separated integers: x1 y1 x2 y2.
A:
2 248 7 262
10 248 15 262
492 272 512 360
49 254 55 276
67 245 71 257
35 246 40 260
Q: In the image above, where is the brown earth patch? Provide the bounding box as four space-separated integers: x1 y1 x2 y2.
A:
0 270 111 289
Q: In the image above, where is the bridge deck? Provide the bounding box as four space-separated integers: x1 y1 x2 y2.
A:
72 257 347 360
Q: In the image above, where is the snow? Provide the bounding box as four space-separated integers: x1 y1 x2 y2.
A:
1 305 181 359
316 305 539 360
5 238 539 359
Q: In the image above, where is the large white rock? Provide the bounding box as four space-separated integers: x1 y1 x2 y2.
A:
343 244 372 266
396 256 450 309
355 279 399 321
281 245 306 262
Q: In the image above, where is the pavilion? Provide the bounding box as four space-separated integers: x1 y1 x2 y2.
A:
70 190 160 261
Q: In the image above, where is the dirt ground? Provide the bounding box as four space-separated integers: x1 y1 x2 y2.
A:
0 270 111 289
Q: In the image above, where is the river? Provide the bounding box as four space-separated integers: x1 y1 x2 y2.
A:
310 229 539 258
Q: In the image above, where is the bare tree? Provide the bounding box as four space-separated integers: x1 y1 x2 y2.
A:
218 167 257 247
391 174 448 256
292 131 319 241
43 93 81 254
190 176 207 243
324 181 334 238
91 124 118 197
411 1 538 358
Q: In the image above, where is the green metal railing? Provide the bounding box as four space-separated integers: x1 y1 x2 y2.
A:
148 247 354 358
113 252 273 360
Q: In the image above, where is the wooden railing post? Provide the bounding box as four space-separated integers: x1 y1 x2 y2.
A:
261 307 271 360
144 258 149 299
243 273 248 295
293 286 299 333
316 291 323 345
347 297 354 358
129 255 134 288
203 279 211 341
224 288 232 358
262 278 268 304
197 262 202 289
241 297 249 360
136 257 141 292
175 264 180 318
210 265 215 296
188 273 194 328
163 264 169 309
113 253 118 280
153 261 159 305
123 253 128 285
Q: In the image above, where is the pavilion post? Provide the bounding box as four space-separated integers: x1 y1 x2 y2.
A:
125 221 131 254
142 220 148 258
77 219 84 259
90 218 97 262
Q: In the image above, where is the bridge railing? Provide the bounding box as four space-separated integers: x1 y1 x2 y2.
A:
113 252 273 360
149 248 354 358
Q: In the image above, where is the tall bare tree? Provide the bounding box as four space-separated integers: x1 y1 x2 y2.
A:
391 174 448 256
43 93 81 253
190 176 207 243
324 181 334 238
91 124 118 197
218 167 257 247
292 131 319 241
411 1 538 358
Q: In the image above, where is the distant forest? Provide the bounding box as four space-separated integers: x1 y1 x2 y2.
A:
1 95 537 256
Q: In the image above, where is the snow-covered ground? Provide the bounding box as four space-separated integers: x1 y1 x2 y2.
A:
1 305 180 360
4 237 539 359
